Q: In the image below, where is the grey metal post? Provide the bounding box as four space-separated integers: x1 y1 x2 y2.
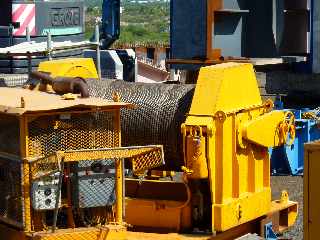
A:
47 31 53 61
95 23 101 79
26 26 31 42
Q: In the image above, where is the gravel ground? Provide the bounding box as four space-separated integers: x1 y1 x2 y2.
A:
271 176 303 240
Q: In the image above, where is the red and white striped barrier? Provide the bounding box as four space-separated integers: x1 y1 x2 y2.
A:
12 4 36 36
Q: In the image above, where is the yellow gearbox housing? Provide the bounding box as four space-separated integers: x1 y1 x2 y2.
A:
38 58 99 79
181 62 294 232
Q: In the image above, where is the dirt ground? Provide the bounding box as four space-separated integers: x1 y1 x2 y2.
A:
271 176 303 240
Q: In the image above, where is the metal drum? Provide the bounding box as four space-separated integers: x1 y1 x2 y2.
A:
87 79 195 171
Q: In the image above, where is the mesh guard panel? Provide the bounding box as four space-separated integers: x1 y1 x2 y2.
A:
28 112 117 158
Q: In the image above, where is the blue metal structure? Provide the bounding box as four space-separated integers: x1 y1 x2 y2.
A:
270 109 320 175
101 0 120 49
264 222 278 240
169 0 317 72
170 0 249 70
87 0 136 82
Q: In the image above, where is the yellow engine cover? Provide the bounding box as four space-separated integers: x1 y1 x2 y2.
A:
38 58 99 79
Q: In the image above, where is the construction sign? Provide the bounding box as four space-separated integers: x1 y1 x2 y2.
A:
12 3 36 36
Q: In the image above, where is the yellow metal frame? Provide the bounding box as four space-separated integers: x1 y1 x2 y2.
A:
30 145 164 227
23 109 121 234
10 107 164 240
0 63 298 240
20 115 32 232
115 109 123 224
0 224 126 240
2 108 124 239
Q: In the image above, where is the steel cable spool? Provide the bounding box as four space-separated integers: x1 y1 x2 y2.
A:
87 79 195 170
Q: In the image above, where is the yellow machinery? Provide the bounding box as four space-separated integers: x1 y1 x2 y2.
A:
183 63 294 231
38 58 99 79
124 63 298 237
0 61 298 239
0 87 164 240
29 58 99 94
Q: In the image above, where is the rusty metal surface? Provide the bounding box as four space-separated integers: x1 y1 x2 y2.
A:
0 88 133 115
138 61 170 82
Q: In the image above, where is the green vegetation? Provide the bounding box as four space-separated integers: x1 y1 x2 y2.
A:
85 1 170 45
